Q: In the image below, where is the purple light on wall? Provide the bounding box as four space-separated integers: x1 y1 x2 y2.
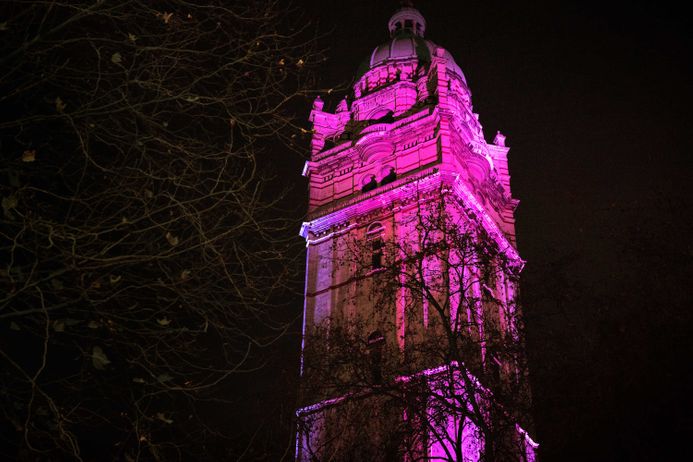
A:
296 4 536 460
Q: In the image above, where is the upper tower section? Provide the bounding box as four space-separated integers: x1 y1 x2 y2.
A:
387 6 426 37
302 5 519 246
365 6 466 87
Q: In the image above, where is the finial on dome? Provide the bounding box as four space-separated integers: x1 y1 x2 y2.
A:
388 4 426 37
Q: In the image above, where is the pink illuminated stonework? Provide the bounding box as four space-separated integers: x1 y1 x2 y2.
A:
296 6 537 461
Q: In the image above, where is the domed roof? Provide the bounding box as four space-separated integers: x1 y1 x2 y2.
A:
370 35 433 67
368 37 466 82
358 7 467 84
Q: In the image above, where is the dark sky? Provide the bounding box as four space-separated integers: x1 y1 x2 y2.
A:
294 1 692 460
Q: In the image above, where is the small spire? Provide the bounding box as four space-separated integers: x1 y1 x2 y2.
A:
312 95 324 111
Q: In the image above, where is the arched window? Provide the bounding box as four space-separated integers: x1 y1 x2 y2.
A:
374 111 394 123
380 167 396 186
367 331 385 384
361 174 377 192
367 108 393 122
366 222 385 270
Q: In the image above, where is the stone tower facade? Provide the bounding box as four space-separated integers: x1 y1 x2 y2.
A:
296 7 537 461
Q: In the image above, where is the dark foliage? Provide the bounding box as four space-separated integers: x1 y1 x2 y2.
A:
0 1 318 460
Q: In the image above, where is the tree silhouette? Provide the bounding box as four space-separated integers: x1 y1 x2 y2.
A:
0 1 318 459
297 189 536 461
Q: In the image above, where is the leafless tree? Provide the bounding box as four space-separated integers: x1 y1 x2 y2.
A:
0 1 320 460
298 190 535 461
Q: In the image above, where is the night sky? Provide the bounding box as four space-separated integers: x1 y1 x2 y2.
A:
293 1 692 460
2 1 688 460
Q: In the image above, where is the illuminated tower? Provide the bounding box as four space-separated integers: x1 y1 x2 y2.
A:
296 6 537 461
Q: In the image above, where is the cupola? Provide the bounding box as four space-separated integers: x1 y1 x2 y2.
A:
388 6 426 37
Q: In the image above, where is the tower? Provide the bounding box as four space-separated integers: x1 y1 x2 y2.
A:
296 6 537 461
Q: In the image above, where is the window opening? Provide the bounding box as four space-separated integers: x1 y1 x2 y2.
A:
367 223 385 270
362 175 378 192
380 167 397 186
371 238 384 269
367 331 385 384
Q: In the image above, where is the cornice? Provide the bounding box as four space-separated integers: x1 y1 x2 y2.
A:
300 167 523 268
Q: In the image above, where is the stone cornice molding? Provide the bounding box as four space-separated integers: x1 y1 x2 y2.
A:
300 167 523 268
